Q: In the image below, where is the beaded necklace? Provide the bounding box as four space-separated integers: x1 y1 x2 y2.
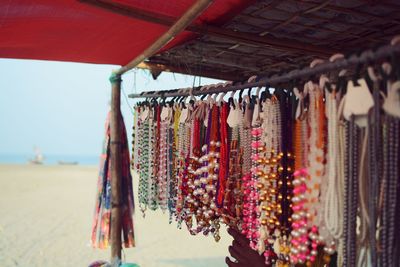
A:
167 117 175 223
341 120 350 267
323 89 343 254
183 109 199 233
193 105 212 233
131 106 139 170
294 112 307 172
388 118 400 267
395 136 400 267
290 168 309 264
240 99 252 174
175 117 187 224
223 103 242 227
259 98 281 265
191 104 221 239
148 108 158 211
186 104 204 234
290 106 309 264
241 172 255 242
138 108 151 216
168 106 181 221
344 116 359 267
381 115 400 267
380 118 388 267
207 105 221 241
217 102 229 208
275 90 293 266
305 81 326 263
336 98 347 266
157 106 169 212
178 110 192 226
248 98 262 251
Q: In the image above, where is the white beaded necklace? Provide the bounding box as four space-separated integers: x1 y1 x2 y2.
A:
324 89 344 237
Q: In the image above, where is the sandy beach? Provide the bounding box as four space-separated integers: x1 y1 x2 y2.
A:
0 164 232 267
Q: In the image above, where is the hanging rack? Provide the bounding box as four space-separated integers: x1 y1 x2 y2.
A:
129 42 400 99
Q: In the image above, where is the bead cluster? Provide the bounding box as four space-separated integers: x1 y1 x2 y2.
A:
290 168 310 264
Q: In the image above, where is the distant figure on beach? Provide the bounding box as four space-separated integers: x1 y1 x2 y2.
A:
29 146 44 165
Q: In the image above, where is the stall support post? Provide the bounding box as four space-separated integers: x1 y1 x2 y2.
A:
109 73 123 265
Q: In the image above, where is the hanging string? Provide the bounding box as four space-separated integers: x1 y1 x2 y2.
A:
121 82 135 115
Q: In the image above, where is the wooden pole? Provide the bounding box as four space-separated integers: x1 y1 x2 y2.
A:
116 0 214 75
107 1 213 263
109 73 123 265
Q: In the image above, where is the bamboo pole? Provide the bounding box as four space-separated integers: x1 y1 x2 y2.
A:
107 1 212 263
109 73 123 264
116 0 214 75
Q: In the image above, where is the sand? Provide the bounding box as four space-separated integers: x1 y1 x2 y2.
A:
0 164 232 267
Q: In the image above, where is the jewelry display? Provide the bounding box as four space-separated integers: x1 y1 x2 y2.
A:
131 58 400 266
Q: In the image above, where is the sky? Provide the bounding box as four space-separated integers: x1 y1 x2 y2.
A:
0 59 221 159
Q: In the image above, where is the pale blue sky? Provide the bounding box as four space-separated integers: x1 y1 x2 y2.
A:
0 59 221 158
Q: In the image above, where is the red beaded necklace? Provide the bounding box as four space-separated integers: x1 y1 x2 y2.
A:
216 103 229 208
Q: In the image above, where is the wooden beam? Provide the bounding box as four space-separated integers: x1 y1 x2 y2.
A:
136 61 238 81
130 42 400 99
109 74 122 263
115 0 213 75
79 0 335 56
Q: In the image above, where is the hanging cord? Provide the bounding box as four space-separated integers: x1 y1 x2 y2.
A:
133 69 137 94
121 82 135 115
192 75 197 89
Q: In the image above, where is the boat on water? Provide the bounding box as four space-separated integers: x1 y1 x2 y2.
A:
57 161 78 165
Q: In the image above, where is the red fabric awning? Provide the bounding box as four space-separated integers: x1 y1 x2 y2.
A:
0 0 253 65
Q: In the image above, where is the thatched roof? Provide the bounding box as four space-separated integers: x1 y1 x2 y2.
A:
144 0 400 81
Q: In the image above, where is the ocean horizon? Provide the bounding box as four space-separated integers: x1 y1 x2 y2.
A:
0 153 99 166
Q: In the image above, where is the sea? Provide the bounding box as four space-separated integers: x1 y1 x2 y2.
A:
0 154 99 166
